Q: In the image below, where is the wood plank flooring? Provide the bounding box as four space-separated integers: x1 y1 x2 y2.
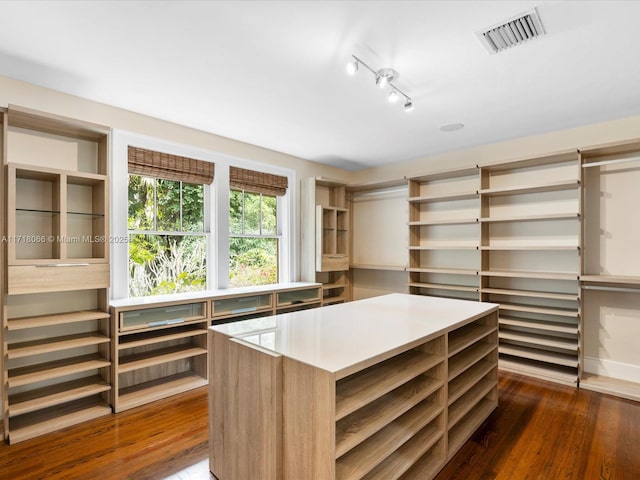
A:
1 371 639 479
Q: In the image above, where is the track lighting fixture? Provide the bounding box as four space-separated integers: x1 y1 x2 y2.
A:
347 55 414 112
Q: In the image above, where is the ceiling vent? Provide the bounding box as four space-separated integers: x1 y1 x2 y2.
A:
476 8 545 54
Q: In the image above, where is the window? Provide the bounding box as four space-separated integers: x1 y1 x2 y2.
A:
128 175 207 296
229 189 279 287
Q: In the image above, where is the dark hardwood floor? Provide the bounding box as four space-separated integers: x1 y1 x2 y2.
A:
1 371 639 479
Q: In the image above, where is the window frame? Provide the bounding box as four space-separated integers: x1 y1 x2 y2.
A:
111 130 295 300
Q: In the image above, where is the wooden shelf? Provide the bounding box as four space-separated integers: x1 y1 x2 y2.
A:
8 376 110 416
499 344 578 368
335 376 442 457
498 303 579 318
409 218 478 226
8 396 111 444
478 179 580 196
448 324 497 357
580 275 640 285
448 378 496 428
8 332 110 359
499 358 578 385
481 269 579 281
407 191 477 203
410 167 478 182
499 330 578 352
350 264 406 271
322 282 348 290
335 397 443 480
448 342 496 381
499 316 578 335
118 326 207 350
118 345 207 373
447 398 496 456
409 282 477 293
409 245 478 250
7 310 110 330
118 372 208 411
363 423 444 480
335 349 442 420
448 359 495 405
408 267 477 276
8 354 110 388
480 244 578 251
480 212 579 223
482 287 577 301
580 373 640 402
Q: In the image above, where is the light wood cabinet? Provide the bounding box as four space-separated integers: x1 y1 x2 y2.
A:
210 294 498 480
1 105 111 443
110 283 321 412
302 177 351 305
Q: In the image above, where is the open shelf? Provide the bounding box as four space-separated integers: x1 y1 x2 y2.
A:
448 359 496 405
335 397 443 480
499 357 578 385
482 287 577 301
499 344 578 368
498 303 579 318
478 179 580 196
7 310 110 330
480 244 578 251
580 274 640 285
117 372 208 411
8 376 110 416
408 191 477 203
118 325 208 350
448 377 496 428
335 349 442 420
447 397 496 456
410 244 478 250
118 345 207 373
480 212 579 223
499 316 578 335
408 267 477 275
499 330 578 352
8 354 110 388
448 342 496 381
8 396 112 444
481 269 579 281
335 379 442 457
8 332 110 359
408 282 477 293
409 218 478 226
448 324 496 357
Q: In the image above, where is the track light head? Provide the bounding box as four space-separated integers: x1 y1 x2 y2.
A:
404 101 414 112
346 59 359 75
388 90 399 103
376 68 397 88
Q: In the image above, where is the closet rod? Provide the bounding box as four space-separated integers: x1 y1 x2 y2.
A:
582 285 640 293
582 156 640 168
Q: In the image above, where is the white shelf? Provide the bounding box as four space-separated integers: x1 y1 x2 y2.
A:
478 179 580 196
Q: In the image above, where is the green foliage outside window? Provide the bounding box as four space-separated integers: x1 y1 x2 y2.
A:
128 175 207 297
229 189 278 287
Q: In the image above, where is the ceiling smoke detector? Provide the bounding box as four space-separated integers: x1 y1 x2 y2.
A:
476 8 545 54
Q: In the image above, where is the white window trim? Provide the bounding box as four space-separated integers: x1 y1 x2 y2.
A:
111 129 296 299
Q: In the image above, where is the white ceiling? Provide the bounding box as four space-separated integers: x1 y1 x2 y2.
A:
1 1 640 171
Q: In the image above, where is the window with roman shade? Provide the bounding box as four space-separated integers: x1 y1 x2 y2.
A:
127 146 213 297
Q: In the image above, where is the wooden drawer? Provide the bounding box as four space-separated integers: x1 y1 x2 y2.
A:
318 254 349 272
8 263 110 294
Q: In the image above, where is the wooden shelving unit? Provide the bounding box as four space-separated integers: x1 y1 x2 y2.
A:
407 167 480 303
110 283 321 412
302 177 351 305
2 105 111 443
478 151 582 385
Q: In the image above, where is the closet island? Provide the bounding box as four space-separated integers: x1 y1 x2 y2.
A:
209 293 499 480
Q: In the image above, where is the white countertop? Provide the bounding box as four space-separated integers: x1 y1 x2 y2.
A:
211 293 498 376
110 282 320 308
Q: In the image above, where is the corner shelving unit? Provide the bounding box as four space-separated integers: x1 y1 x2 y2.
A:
2 105 111 443
302 177 351 305
478 150 582 385
407 168 480 302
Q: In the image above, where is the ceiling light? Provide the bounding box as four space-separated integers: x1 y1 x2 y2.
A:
440 123 464 132
346 59 359 75
347 55 414 112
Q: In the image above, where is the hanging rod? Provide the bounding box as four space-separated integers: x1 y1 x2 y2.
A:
582 285 640 293
582 156 640 168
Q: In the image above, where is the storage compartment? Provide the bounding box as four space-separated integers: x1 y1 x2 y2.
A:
119 302 206 332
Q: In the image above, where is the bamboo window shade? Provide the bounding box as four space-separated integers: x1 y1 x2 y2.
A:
128 146 215 185
229 166 288 196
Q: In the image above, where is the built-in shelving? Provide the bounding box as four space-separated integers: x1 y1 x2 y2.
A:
2 105 111 444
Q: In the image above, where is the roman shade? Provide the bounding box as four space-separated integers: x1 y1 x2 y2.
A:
128 146 215 185
229 166 288 196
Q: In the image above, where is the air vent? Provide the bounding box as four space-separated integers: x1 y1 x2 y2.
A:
476 8 545 54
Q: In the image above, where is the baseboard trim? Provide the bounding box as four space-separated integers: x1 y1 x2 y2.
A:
583 356 640 383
